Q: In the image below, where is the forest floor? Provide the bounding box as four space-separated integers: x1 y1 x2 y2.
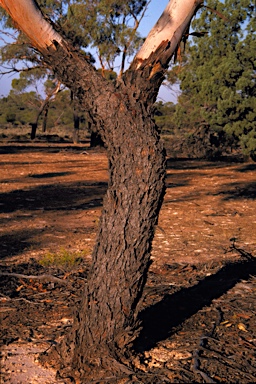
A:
0 143 256 383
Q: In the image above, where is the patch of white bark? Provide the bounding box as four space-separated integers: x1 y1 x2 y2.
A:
135 0 202 67
0 0 62 50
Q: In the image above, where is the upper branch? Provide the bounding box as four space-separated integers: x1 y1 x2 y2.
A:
130 0 203 75
0 0 63 51
0 0 115 129
0 0 204 121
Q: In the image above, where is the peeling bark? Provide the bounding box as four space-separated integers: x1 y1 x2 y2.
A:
135 0 202 65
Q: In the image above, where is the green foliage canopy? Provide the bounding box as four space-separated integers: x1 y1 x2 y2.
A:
0 90 75 129
173 0 256 158
154 101 176 134
0 0 149 82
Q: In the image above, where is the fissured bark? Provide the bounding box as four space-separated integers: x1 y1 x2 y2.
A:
40 45 166 381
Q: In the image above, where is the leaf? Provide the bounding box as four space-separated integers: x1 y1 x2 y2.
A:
221 320 233 327
16 285 24 292
237 313 251 320
237 323 248 332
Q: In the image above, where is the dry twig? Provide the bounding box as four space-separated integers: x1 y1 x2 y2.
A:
0 272 69 285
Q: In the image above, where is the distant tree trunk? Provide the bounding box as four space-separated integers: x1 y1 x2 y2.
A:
30 81 61 139
42 106 49 133
1 0 203 381
90 131 104 147
72 111 80 144
71 90 80 144
30 122 37 140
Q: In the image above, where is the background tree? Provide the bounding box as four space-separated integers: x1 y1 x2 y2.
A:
11 73 62 138
0 0 204 381
0 88 91 141
154 100 176 134
0 90 41 126
173 0 256 159
0 0 93 140
0 0 150 143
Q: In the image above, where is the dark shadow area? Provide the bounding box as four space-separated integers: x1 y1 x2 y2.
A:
166 158 237 171
236 164 256 173
0 230 42 260
29 172 73 179
164 193 201 204
0 181 108 213
165 173 190 189
135 257 256 352
0 144 91 155
212 181 256 200
165 181 189 189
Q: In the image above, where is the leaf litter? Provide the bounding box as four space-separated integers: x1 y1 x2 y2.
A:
0 144 256 383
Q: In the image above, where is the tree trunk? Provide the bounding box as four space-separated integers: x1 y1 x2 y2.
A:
31 48 167 382
42 106 48 133
70 91 80 144
57 96 166 381
72 111 80 144
90 131 104 147
30 122 37 140
30 87 59 139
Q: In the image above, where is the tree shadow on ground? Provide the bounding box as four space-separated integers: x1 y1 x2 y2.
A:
29 172 73 179
165 174 190 189
0 229 42 260
211 181 256 200
166 158 237 171
236 164 256 173
0 181 107 213
135 255 256 352
0 145 88 155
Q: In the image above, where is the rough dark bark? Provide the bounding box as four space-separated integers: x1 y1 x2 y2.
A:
62 109 165 382
36 44 166 381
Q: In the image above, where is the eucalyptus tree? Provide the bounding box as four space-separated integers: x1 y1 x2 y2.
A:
10 72 62 138
174 0 256 159
0 1 150 142
0 0 89 139
0 0 204 381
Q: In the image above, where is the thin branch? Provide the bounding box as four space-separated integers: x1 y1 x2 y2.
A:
0 64 42 75
119 0 152 77
0 28 18 43
0 272 69 285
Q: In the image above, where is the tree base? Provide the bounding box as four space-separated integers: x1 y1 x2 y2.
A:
39 342 136 383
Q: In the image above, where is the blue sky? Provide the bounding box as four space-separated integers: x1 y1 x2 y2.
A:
0 0 178 102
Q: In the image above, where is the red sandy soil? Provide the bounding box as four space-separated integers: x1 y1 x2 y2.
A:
0 144 255 383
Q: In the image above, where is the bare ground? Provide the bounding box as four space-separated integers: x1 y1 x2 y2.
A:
0 143 255 383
